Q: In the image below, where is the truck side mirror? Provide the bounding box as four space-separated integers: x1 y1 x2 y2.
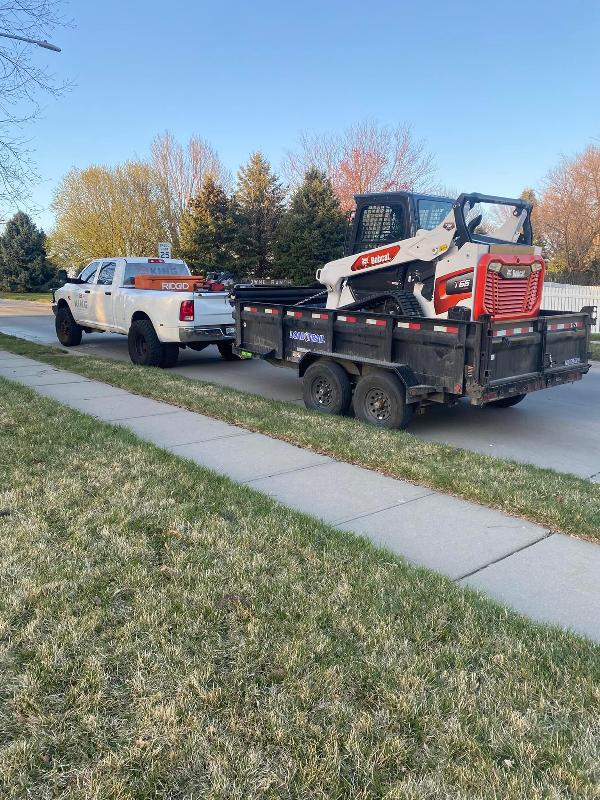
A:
57 269 68 283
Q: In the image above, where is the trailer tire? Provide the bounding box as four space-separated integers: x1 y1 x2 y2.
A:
128 319 164 367
303 360 352 416
486 393 527 408
218 342 240 361
160 343 180 368
353 370 414 430
55 306 83 347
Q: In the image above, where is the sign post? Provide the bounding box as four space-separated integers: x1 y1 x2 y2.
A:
158 242 172 260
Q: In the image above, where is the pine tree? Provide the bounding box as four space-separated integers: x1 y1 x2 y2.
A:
233 152 285 279
0 211 53 292
179 175 235 270
274 168 346 285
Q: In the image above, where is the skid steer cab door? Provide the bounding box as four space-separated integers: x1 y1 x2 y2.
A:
344 191 454 301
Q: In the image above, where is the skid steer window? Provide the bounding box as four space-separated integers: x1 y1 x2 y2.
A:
418 199 453 230
355 204 404 252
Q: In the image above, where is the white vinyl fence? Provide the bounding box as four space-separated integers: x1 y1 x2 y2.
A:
542 282 600 333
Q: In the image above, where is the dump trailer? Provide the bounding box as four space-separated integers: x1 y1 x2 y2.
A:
231 191 595 429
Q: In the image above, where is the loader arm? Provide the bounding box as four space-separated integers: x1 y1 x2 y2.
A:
317 208 458 310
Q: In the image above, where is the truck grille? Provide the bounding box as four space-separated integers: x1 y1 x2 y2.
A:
483 270 542 317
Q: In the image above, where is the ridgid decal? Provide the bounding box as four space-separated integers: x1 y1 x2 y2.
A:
289 330 326 344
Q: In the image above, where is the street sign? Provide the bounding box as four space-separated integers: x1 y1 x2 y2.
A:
158 242 172 259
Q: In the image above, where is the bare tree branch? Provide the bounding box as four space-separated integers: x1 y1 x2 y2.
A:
0 0 70 212
284 121 437 212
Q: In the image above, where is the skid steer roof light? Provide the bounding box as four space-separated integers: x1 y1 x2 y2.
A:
488 261 502 273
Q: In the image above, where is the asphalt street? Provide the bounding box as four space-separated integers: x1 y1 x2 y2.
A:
1 298 598 479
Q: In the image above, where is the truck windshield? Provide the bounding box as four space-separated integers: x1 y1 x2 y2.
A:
460 198 531 245
417 198 453 230
123 261 190 286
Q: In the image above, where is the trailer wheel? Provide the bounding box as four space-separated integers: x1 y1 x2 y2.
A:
303 360 352 416
353 371 414 430
128 319 164 367
218 342 241 361
55 306 82 347
160 343 180 368
486 393 527 408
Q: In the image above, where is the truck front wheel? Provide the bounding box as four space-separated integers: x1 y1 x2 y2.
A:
303 360 352 416
353 371 414 430
55 306 82 347
128 319 164 367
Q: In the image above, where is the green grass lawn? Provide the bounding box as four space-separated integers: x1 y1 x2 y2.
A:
1 332 599 543
1 376 599 798
0 291 52 303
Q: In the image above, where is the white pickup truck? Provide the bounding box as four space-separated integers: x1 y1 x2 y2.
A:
52 257 237 368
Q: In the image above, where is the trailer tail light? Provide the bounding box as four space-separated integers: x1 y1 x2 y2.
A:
148 258 165 263
179 300 194 321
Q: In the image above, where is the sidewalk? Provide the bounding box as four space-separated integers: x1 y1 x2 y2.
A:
2 348 599 642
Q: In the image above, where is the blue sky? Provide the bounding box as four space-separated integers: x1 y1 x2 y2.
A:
23 0 600 230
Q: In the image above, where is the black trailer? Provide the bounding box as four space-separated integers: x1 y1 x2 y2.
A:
232 292 595 429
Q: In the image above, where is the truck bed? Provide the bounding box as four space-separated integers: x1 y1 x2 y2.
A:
234 299 592 405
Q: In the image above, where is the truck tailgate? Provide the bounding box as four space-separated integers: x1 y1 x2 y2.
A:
193 292 233 324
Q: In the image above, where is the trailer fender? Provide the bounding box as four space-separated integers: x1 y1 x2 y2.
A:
363 364 423 404
297 353 360 379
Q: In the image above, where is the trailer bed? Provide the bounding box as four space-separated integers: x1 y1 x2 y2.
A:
234 299 592 409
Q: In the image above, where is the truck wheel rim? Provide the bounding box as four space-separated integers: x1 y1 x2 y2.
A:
313 376 333 406
365 388 391 421
134 334 147 357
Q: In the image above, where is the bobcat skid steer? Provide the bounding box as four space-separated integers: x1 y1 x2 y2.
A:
317 192 543 323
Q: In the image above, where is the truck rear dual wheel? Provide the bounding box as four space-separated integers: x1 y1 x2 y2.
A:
128 319 179 368
353 370 414 430
55 306 83 347
217 342 241 361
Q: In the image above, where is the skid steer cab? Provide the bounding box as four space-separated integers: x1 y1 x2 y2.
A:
318 191 543 323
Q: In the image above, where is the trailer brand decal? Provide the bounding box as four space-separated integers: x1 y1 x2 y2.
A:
351 244 400 272
289 330 326 344
443 221 455 231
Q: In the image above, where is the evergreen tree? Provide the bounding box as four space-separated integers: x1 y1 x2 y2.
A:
179 175 235 270
0 211 53 292
274 168 346 285
233 152 284 279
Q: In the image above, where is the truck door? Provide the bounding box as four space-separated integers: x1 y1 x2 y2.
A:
72 261 100 325
90 261 117 328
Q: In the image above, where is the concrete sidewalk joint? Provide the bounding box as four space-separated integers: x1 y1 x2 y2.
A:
2 349 600 643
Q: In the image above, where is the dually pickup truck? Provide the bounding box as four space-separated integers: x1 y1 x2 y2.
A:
53 257 237 367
